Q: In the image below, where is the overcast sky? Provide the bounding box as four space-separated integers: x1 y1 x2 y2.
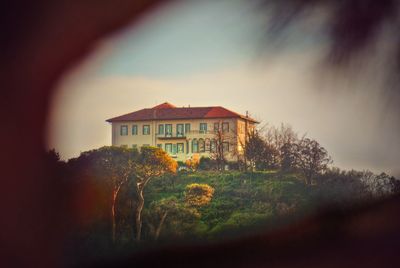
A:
47 0 400 177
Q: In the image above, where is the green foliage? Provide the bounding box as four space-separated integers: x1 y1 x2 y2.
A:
63 146 398 260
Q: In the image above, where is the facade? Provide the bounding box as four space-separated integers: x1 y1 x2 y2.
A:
106 102 258 162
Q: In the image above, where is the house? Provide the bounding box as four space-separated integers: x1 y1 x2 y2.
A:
106 102 258 161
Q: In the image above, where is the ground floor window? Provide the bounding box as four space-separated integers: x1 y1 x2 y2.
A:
199 138 205 152
223 142 229 152
210 139 216 153
172 144 177 154
177 143 184 153
192 139 198 153
165 143 172 153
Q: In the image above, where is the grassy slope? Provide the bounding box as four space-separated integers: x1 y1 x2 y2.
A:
145 171 318 240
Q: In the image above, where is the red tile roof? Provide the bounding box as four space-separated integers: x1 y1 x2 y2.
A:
106 102 259 123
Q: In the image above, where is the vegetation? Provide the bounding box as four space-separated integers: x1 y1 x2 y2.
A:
45 123 399 265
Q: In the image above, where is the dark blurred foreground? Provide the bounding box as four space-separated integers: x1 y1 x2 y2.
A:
1 0 400 267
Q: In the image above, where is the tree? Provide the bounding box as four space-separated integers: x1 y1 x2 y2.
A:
69 146 137 243
185 154 200 171
268 124 299 172
146 197 201 241
185 183 215 207
293 138 332 185
210 122 237 171
244 129 279 171
133 146 177 241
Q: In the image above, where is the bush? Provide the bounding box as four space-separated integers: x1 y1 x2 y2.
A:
198 157 217 170
185 183 215 207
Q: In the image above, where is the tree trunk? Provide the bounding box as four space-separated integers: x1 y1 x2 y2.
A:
111 183 123 243
154 211 168 241
111 188 117 243
135 186 145 241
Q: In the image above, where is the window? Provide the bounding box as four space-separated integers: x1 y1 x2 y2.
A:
158 124 164 135
177 143 184 154
165 143 172 153
143 125 150 135
132 125 138 135
222 122 229 132
157 144 162 149
121 144 128 148
120 125 128 136
223 142 229 152
143 144 150 147
199 123 207 133
172 144 177 154
132 144 137 150
214 122 219 131
186 141 189 154
192 139 198 153
185 123 191 134
198 138 205 152
205 138 211 151
177 124 184 137
210 139 216 153
165 124 172 136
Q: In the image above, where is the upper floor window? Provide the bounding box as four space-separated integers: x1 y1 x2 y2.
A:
177 124 184 137
199 123 207 133
143 125 150 135
165 124 172 136
222 122 229 132
185 123 191 134
158 124 164 135
120 125 128 136
214 122 219 132
132 125 138 135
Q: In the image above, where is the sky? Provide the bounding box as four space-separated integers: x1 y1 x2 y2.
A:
47 0 400 177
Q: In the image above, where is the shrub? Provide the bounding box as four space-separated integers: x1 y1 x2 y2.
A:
185 183 215 207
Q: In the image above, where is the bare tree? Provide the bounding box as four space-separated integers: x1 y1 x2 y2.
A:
293 138 332 185
244 129 279 171
261 123 300 171
210 122 237 170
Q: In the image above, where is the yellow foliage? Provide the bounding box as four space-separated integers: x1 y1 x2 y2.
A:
185 183 215 207
185 154 200 171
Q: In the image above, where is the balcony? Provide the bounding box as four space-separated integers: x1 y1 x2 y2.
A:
156 132 186 140
186 130 216 138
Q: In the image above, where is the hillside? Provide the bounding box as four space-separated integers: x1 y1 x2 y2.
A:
143 171 320 241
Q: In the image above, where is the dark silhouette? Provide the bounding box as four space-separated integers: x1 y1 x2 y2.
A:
1 0 400 267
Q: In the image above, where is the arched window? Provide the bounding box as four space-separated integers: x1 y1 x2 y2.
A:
210 139 217 153
205 138 211 151
198 138 205 152
192 139 198 153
